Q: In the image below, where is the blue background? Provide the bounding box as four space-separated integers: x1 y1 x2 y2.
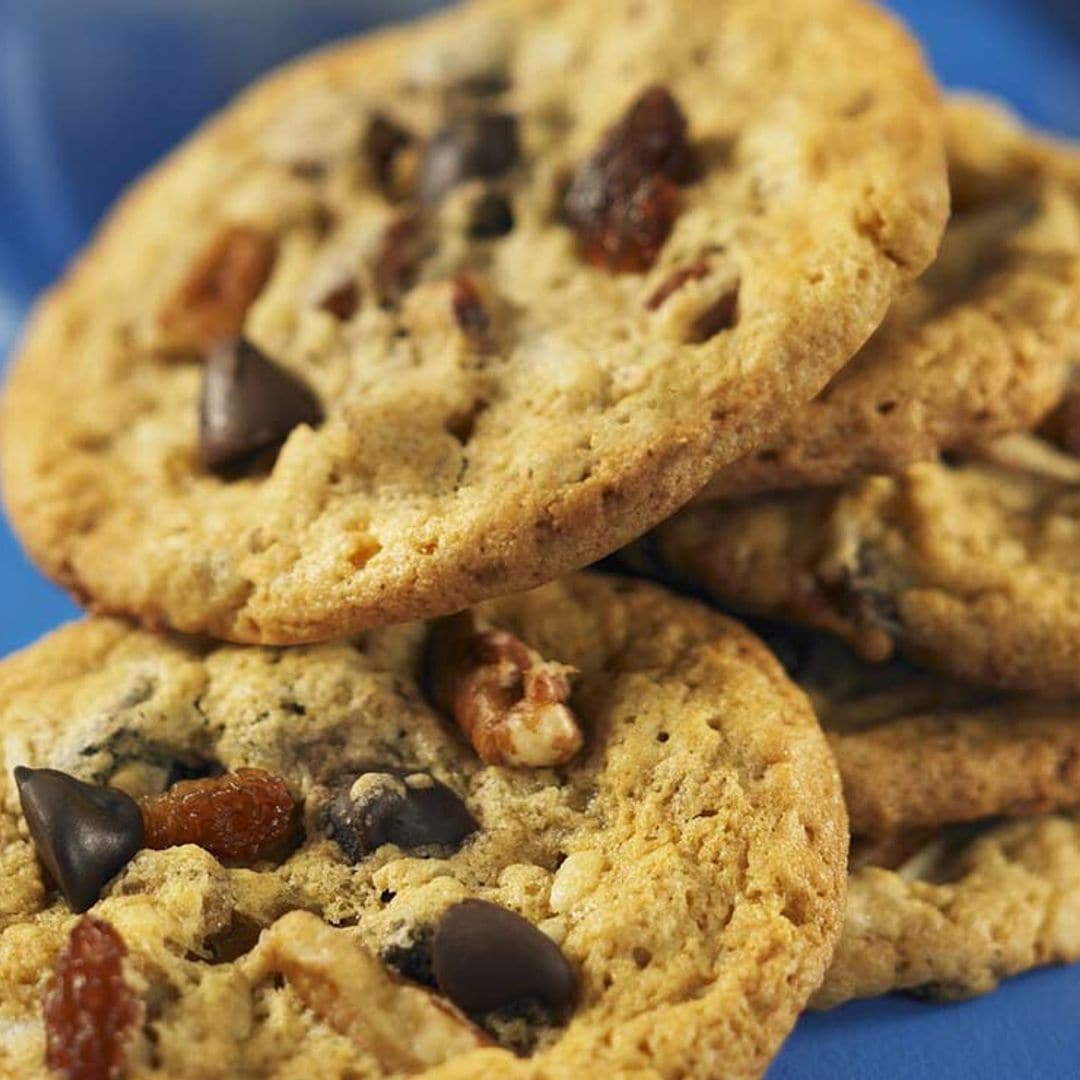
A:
0 2 1077 1075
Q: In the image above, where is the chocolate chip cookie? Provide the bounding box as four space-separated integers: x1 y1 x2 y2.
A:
654 431 1080 696
816 815 1080 1007
0 575 847 1078
700 96 1080 500
756 622 1080 837
0 0 947 644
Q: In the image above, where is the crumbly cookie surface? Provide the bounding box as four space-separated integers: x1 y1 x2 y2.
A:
656 432 1080 696
0 0 947 644
816 815 1080 1007
755 623 1080 836
701 96 1080 500
0 575 847 1079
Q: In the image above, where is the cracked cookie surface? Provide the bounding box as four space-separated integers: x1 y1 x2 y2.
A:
702 96 1080 501
655 431 1080 696
0 0 946 644
0 574 846 1079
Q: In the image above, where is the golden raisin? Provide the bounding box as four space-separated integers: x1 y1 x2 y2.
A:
44 916 139 1080
139 768 294 863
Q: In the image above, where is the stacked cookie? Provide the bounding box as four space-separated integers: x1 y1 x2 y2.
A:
649 99 1080 1007
0 0 1071 1076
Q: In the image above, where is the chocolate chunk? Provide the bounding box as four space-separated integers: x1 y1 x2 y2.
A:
433 899 577 1016
199 337 323 474
564 85 696 272
15 767 144 913
328 769 477 861
467 192 515 238
365 112 413 191
420 113 520 204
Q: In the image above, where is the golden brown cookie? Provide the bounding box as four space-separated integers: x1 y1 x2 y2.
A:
0 0 947 644
816 815 1080 1007
701 97 1080 501
654 432 1080 696
0 575 846 1079
756 623 1080 837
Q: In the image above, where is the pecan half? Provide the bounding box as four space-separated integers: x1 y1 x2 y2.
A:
428 613 583 767
261 911 488 1071
159 225 277 350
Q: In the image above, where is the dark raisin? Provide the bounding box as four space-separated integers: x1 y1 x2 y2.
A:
564 86 697 273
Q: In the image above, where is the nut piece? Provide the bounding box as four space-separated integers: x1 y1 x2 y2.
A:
971 431 1080 484
261 911 488 1072
428 613 583 767
159 225 277 349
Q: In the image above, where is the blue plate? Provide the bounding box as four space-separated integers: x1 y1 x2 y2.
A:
1 3 1078 1075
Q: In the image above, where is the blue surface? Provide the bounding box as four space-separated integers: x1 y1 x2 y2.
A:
0 2 1077 1076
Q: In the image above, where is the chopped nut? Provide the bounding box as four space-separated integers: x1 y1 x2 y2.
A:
159 225 277 349
428 613 583 767
261 911 488 1071
970 431 1080 484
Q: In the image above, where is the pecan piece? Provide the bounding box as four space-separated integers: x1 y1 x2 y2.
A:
428 613 583 767
261 911 488 1072
159 225 277 349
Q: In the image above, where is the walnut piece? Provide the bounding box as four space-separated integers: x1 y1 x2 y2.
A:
159 225 277 350
428 612 584 767
260 911 488 1072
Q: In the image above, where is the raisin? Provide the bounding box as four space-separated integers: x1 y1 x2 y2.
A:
373 212 431 307
451 275 491 344
159 225 277 350
140 768 294 863
44 916 140 1080
564 85 696 273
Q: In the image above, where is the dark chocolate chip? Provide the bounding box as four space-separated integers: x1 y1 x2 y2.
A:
467 192 515 238
365 112 413 191
328 769 477 861
433 899 577 1016
199 337 323 474
450 275 491 344
15 767 144 913
420 113 520 204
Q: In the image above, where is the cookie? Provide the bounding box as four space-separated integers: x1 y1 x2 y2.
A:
0 0 947 644
0 575 847 1078
815 815 1080 1007
654 431 1080 696
757 622 1080 836
700 96 1080 501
